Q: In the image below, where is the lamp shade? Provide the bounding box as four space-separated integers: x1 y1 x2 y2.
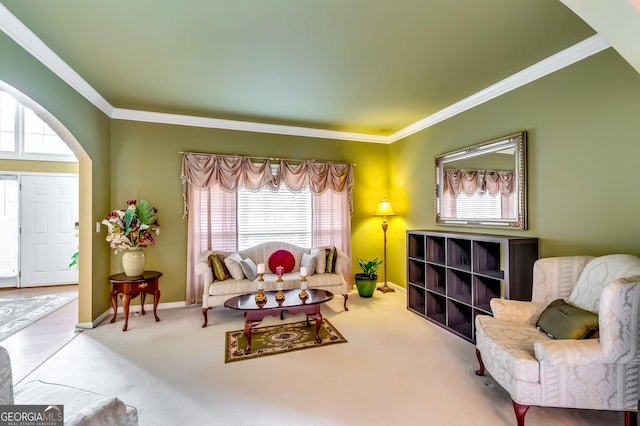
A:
375 198 395 217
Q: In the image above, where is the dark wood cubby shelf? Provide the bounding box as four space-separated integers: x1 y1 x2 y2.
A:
406 230 539 343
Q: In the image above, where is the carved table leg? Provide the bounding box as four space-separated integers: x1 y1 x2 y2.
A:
110 290 118 323
202 307 210 328
342 293 349 311
153 288 160 322
512 401 530 426
314 306 322 343
243 312 253 354
121 293 131 332
475 348 485 376
140 291 146 315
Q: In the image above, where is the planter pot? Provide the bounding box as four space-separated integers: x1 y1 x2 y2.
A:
355 273 378 298
122 247 146 276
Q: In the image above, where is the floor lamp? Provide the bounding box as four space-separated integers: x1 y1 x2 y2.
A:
375 198 395 293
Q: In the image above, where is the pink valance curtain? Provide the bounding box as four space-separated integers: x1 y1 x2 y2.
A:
181 153 354 305
181 153 354 216
443 169 515 197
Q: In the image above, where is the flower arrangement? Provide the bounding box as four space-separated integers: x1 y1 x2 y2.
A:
102 199 160 253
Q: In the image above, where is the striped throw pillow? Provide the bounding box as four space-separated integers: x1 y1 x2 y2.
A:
326 247 338 273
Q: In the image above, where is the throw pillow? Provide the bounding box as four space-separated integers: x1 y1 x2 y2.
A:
301 252 317 276
311 248 326 274
268 249 296 273
536 298 599 340
326 246 338 273
208 253 230 281
224 252 245 280
240 257 258 281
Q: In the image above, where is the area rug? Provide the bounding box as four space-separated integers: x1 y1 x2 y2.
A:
0 292 78 341
225 318 347 363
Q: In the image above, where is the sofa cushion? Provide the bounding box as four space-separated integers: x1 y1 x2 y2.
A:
475 314 551 383
536 299 599 340
268 249 295 273
326 247 337 273
209 254 230 281
301 252 316 275
240 257 258 281
312 248 326 273
224 252 245 280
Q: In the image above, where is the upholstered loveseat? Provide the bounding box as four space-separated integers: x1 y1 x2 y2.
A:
475 254 640 426
0 346 138 425
196 241 350 327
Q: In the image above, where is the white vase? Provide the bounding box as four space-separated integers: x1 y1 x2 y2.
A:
122 248 145 276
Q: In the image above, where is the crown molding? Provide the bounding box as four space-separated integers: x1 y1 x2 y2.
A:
0 4 609 144
388 34 610 142
0 4 114 116
111 108 391 143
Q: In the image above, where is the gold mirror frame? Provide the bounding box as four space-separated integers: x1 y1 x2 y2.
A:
435 132 527 230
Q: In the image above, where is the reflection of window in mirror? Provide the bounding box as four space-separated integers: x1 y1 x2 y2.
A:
442 187 515 220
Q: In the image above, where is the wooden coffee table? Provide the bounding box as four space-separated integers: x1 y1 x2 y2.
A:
224 289 334 354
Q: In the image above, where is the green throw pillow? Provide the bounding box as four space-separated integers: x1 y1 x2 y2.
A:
536 299 599 340
209 253 230 281
326 247 337 273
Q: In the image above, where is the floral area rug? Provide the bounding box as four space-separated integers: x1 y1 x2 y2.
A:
0 292 78 341
225 319 347 363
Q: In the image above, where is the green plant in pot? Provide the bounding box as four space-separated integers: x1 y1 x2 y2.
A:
355 257 383 298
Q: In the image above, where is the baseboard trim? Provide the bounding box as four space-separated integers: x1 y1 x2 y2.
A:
76 301 188 329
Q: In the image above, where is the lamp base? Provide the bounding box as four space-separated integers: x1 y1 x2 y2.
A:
377 284 395 293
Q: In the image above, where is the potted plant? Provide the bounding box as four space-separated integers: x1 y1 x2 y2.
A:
355 257 383 298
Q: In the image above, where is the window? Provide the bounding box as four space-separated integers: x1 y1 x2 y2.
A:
237 185 311 250
0 91 75 161
0 175 18 278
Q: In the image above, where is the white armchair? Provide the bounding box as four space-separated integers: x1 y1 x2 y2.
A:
0 345 138 425
474 254 640 426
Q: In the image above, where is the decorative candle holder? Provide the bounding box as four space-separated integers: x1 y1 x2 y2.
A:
275 274 285 301
299 275 309 300
255 272 267 305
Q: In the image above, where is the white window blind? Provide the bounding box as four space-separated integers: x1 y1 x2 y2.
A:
237 185 311 250
456 192 502 219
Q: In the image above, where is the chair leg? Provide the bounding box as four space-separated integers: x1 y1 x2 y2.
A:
201 307 211 328
342 293 349 311
512 401 530 426
624 410 637 426
475 348 485 376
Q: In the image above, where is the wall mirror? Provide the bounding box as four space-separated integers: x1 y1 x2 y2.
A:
435 132 527 229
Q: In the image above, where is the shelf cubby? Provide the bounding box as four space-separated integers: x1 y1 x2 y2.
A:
408 285 426 315
408 233 425 260
446 269 472 305
406 230 538 343
426 291 447 325
447 238 471 271
408 259 426 288
425 264 446 295
473 275 502 313
426 236 445 264
447 300 473 340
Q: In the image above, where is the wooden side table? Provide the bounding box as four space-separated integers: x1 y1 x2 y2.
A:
108 270 162 331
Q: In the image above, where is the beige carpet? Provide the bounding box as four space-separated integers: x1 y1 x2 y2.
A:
21 289 623 425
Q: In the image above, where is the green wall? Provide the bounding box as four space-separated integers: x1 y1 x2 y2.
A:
0 31 112 322
3 25 640 316
110 121 389 302
387 48 640 288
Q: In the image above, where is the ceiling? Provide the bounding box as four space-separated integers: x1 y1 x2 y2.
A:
0 1 637 142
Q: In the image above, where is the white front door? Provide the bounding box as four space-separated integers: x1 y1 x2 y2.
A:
20 174 79 287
